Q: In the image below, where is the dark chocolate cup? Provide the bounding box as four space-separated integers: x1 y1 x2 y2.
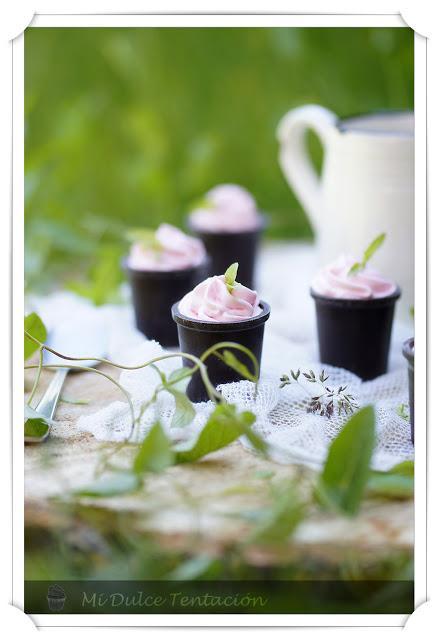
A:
124 258 210 347
311 288 401 381
402 337 414 444
187 215 266 289
172 301 270 402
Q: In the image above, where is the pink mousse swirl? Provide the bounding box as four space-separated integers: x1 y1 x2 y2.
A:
127 224 206 271
179 275 261 321
312 255 397 300
189 184 261 232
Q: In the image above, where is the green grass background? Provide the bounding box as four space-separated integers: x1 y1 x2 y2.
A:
25 27 413 295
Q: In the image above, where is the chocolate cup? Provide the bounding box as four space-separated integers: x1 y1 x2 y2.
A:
172 301 271 402
124 258 210 347
187 215 266 289
311 288 401 381
402 337 414 444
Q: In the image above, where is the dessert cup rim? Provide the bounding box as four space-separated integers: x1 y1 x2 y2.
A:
310 286 401 307
172 300 270 332
186 212 267 237
122 256 210 278
402 337 414 364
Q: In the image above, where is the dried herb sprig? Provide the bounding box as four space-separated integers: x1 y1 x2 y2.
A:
279 368 359 418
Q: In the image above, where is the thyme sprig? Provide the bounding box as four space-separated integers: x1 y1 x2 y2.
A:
279 368 359 418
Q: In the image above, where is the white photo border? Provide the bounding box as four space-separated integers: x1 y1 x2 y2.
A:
13 11 426 628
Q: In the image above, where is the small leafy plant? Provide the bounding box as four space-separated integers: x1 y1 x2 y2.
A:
348 232 386 276
279 368 359 418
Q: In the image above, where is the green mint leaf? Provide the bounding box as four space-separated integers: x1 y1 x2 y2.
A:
348 233 386 276
363 232 386 264
174 405 255 464
125 228 163 252
75 471 141 497
224 262 239 293
315 405 375 516
167 387 196 429
221 349 258 382
133 421 174 474
24 313 47 360
348 262 362 276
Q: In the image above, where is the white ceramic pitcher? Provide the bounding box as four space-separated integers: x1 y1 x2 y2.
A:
277 105 414 313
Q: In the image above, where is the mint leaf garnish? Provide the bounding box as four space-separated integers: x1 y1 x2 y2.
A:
125 228 163 252
224 262 239 293
348 233 386 276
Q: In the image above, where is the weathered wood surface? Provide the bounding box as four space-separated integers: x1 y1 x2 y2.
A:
25 366 413 568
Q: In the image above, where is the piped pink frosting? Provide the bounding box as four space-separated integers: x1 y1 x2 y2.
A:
127 224 206 271
312 255 397 300
189 184 261 232
179 275 261 321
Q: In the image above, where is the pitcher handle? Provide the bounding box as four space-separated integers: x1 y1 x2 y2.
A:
277 105 338 231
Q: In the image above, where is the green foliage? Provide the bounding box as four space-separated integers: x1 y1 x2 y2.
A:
316 405 376 516
174 404 256 464
25 27 414 292
367 460 414 499
24 405 52 439
133 421 174 474
222 349 258 382
74 471 141 497
24 312 46 359
67 244 125 305
163 367 196 429
247 481 306 544
348 233 386 275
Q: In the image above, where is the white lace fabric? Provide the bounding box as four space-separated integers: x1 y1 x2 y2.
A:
29 244 414 471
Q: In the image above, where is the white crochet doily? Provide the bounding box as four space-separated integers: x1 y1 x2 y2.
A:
29 244 414 471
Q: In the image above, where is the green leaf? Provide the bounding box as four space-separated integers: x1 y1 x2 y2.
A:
224 262 239 292
133 422 174 474
363 232 386 263
75 471 141 497
24 418 50 439
221 349 258 382
366 473 413 499
366 460 414 499
125 228 162 252
348 233 386 276
167 388 196 429
24 313 47 360
247 483 305 543
60 396 90 405
174 405 256 464
316 405 376 516
348 261 362 276
168 367 192 393
67 244 124 306
24 405 52 439
167 555 222 580
386 460 414 476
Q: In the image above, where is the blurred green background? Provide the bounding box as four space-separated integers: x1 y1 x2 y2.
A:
25 27 414 299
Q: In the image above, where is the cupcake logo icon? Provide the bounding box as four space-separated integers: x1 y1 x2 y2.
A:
47 584 66 611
